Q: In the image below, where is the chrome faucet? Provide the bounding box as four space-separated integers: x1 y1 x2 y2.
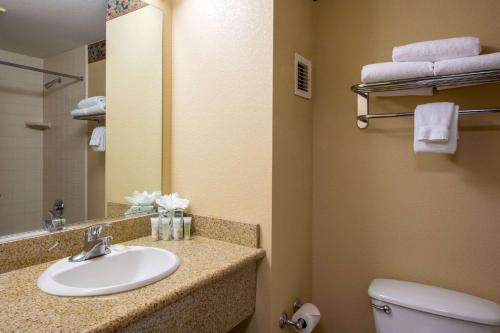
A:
44 199 65 232
69 224 113 262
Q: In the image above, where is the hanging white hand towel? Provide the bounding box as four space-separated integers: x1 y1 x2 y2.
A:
414 103 458 154
415 102 455 142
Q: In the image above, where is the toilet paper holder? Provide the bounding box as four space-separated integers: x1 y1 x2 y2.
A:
278 299 307 330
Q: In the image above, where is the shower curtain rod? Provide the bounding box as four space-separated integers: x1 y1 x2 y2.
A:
0 60 84 81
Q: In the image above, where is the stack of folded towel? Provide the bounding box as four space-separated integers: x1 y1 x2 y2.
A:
89 126 105 152
71 96 106 117
361 37 500 90
414 102 458 154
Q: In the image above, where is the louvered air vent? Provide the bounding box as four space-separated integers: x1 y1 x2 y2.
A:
294 53 312 99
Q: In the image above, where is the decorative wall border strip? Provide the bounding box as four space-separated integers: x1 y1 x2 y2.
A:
88 40 106 63
107 0 149 21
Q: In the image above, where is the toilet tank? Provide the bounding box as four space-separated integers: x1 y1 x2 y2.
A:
368 279 500 333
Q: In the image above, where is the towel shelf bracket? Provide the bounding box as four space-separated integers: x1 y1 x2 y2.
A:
351 69 500 129
357 94 369 129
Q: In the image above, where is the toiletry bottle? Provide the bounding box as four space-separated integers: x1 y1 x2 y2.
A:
160 212 172 240
172 217 183 240
183 217 192 240
150 217 159 241
158 210 165 240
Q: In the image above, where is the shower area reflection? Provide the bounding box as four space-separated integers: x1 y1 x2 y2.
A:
0 47 87 236
43 48 87 230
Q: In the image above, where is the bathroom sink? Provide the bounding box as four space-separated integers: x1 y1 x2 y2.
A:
37 246 180 296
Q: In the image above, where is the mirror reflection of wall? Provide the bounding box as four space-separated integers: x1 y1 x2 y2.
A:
105 4 164 217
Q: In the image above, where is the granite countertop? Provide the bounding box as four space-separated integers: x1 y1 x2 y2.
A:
0 236 265 333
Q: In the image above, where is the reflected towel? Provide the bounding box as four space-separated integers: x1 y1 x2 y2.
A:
89 126 106 152
434 52 500 76
393 37 481 62
71 103 106 117
78 96 106 109
361 62 434 84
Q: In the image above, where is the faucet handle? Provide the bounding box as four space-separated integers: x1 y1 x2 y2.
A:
103 235 113 253
85 224 109 241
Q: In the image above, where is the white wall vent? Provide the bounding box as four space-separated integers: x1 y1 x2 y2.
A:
294 53 312 99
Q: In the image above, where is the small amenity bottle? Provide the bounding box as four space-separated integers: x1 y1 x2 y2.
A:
183 217 192 240
159 211 172 240
172 217 183 240
150 217 159 241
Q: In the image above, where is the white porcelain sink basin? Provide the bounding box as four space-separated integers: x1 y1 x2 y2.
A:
38 245 180 296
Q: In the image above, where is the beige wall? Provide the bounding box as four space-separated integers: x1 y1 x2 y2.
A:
170 0 273 331
272 0 313 331
87 59 106 219
0 49 44 235
159 2 172 195
43 46 87 224
312 1 500 332
143 0 173 194
106 6 163 206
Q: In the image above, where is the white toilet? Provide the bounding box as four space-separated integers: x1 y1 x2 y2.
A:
369 279 500 333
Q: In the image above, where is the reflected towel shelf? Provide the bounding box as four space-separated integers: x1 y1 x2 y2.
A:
72 114 105 121
25 121 51 130
351 69 500 129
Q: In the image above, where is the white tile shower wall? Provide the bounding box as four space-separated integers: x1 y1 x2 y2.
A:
43 47 87 224
0 49 44 235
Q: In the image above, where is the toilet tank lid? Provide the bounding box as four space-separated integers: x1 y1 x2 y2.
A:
369 279 500 326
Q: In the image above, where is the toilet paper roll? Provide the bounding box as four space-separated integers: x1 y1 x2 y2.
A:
291 303 321 333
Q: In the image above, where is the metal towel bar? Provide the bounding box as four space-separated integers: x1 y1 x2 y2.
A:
351 69 500 128
358 108 500 123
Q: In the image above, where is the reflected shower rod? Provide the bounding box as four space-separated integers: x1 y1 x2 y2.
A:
0 60 84 81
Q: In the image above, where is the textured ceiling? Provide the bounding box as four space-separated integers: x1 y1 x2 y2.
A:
0 0 106 58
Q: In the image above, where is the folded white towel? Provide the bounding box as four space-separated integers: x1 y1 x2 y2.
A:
434 52 500 76
393 37 481 62
78 96 106 109
414 104 458 154
89 126 106 152
71 103 106 117
361 62 434 84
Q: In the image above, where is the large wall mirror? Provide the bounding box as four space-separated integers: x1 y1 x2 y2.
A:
0 0 166 239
